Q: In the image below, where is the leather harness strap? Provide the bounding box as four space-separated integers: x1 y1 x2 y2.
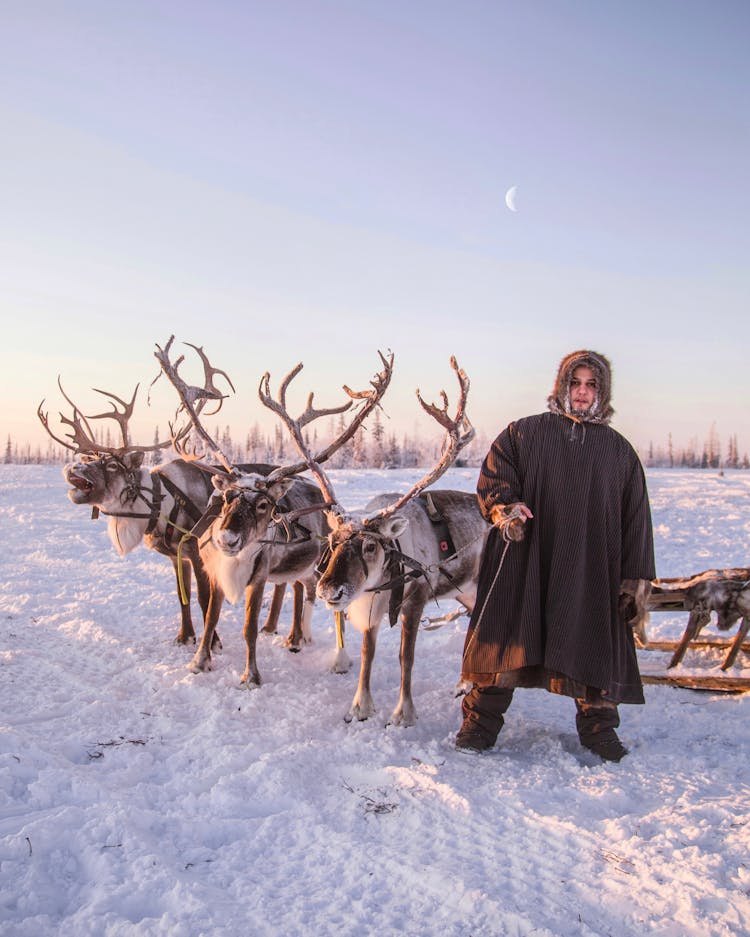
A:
156 472 206 548
97 468 210 553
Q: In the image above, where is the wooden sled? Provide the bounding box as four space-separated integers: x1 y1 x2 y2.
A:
639 567 750 691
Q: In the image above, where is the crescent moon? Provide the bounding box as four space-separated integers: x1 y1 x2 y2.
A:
505 185 518 212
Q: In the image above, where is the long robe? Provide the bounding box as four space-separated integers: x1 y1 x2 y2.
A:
462 412 655 704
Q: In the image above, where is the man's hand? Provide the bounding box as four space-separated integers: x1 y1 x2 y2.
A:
489 503 533 542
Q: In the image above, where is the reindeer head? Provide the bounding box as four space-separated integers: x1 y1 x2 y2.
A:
63 450 147 506
317 512 410 610
263 354 474 615
39 378 172 510
209 473 296 556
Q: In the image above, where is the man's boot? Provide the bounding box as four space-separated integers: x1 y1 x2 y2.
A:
456 686 514 752
575 700 627 762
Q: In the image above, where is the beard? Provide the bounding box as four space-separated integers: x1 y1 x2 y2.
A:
568 393 598 420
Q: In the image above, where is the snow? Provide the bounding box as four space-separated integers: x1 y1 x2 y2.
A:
2 464 750 937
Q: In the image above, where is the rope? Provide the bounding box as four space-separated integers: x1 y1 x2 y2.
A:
461 527 515 664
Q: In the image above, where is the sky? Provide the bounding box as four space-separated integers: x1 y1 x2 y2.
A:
2 464 750 935
2 1 749 459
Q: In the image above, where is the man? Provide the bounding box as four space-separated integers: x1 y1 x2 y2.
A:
456 350 655 762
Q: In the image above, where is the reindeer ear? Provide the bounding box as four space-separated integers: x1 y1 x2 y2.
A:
371 515 410 540
211 474 231 492
267 477 295 500
325 509 345 531
124 451 145 470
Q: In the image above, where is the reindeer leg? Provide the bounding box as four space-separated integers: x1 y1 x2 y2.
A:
241 582 265 687
285 578 317 653
301 579 315 644
189 583 224 673
389 597 422 727
668 607 711 669
283 582 305 652
188 540 222 651
261 584 285 635
287 577 316 651
721 617 750 671
346 625 379 722
171 554 195 645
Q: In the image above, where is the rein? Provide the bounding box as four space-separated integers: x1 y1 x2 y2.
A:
461 527 515 663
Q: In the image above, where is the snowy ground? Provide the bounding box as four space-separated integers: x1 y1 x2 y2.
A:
2 465 750 937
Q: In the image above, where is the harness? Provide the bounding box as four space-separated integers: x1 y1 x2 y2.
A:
95 459 164 535
259 497 319 547
158 472 212 547
96 462 212 550
363 494 466 627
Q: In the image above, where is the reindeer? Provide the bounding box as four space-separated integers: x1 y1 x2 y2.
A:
155 338 394 686
39 358 284 649
265 356 490 726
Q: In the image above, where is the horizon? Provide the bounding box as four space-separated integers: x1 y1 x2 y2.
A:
2 2 748 458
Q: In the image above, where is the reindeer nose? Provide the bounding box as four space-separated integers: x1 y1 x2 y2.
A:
319 582 345 603
216 529 241 552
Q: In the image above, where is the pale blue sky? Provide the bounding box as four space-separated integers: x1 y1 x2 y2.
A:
2 1 748 458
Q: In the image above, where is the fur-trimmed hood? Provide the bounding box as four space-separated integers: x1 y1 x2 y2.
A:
547 350 614 425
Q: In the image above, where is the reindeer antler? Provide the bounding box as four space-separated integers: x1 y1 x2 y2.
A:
183 342 236 417
40 374 182 457
153 336 235 473
258 350 395 510
85 385 138 448
313 349 394 465
37 377 101 454
366 356 474 522
258 365 352 508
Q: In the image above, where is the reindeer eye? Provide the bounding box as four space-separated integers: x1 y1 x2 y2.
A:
255 498 270 513
363 541 377 556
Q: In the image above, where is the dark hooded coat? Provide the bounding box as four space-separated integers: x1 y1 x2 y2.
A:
461 351 655 704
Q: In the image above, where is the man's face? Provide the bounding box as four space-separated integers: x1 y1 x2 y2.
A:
569 365 597 415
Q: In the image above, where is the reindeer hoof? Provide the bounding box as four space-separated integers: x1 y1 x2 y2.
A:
345 704 375 722
331 650 352 674
188 656 212 674
175 633 196 646
388 708 417 728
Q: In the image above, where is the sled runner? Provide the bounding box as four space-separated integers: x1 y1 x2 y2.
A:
639 567 750 692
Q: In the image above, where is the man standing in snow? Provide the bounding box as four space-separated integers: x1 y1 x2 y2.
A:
456 350 655 762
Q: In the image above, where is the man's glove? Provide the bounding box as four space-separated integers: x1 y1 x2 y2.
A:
489 503 532 542
619 578 653 646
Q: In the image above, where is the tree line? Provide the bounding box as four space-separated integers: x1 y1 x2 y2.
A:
3 412 493 470
643 428 749 470
5 420 748 470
